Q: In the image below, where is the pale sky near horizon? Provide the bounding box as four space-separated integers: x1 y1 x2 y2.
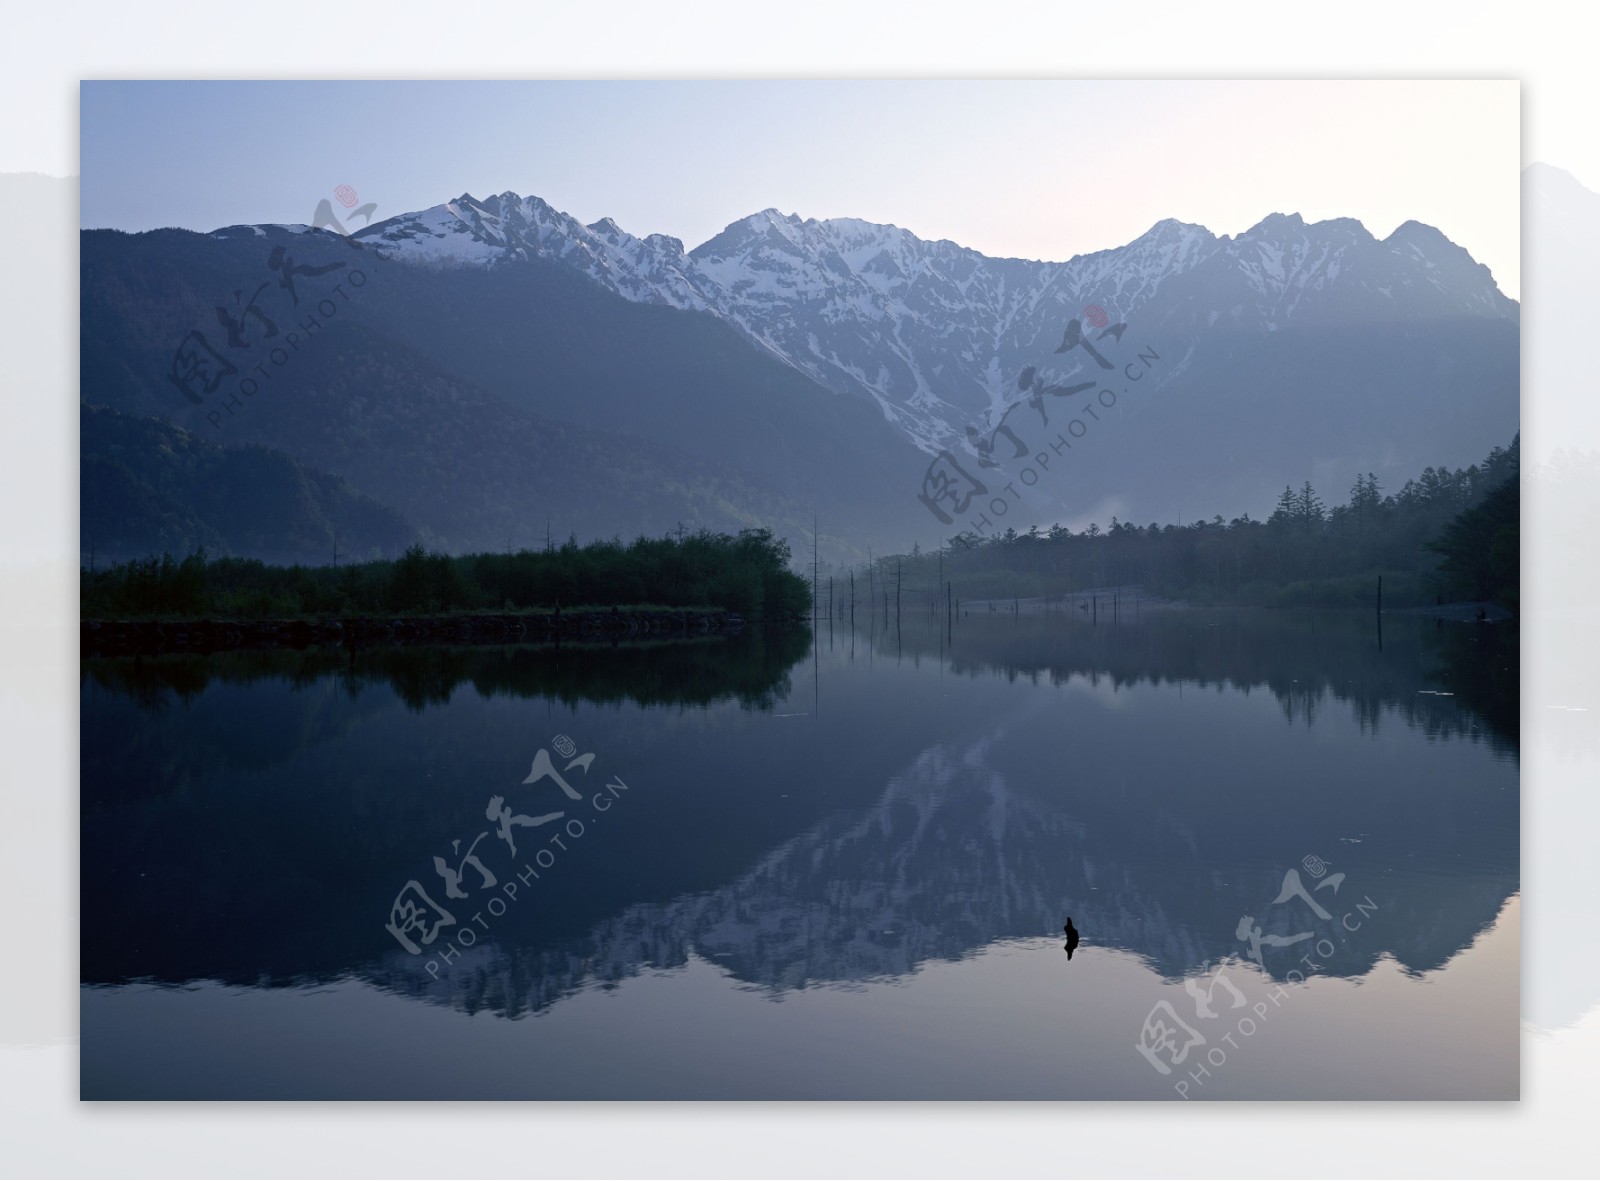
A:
77 80 1521 295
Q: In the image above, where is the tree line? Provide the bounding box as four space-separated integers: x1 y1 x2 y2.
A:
824 437 1519 612
80 527 811 622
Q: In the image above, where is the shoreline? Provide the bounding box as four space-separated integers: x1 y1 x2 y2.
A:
954 592 1515 620
81 607 750 656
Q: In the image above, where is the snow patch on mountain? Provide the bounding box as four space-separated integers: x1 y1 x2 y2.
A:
351 192 1517 458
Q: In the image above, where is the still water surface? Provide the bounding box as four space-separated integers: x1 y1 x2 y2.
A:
80 608 1518 1099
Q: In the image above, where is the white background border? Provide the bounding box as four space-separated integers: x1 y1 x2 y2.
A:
4 2 1595 1177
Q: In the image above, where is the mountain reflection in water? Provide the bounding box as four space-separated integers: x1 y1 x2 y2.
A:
80 608 1517 1098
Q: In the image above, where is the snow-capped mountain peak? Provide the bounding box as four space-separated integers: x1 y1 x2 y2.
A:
351 191 1515 456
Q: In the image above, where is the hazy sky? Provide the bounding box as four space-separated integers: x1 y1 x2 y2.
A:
80 80 1521 296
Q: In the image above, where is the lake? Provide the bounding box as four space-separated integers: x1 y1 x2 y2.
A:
79 607 1518 1099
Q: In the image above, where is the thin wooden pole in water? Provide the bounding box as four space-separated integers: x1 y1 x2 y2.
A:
812 512 818 623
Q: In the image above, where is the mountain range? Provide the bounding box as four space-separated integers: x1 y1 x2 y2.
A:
362 190 1513 454
78 181 1520 564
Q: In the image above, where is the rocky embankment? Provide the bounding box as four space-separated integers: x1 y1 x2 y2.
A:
81 609 746 656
